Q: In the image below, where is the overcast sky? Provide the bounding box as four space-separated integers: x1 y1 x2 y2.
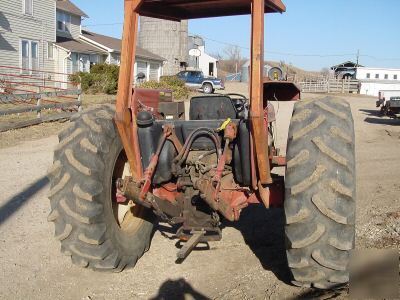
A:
78 0 400 71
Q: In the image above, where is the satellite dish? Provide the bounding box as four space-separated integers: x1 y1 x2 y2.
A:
189 48 201 57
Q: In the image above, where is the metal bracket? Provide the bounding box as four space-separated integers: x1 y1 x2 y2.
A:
176 230 205 260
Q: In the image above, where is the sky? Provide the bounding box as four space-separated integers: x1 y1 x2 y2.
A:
78 0 400 71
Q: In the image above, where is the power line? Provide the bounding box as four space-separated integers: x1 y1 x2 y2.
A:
80 23 400 61
198 34 400 61
193 34 357 58
359 54 400 62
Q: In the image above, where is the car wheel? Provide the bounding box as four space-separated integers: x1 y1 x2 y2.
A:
202 83 213 94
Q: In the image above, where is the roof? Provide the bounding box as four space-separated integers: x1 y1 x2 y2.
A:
81 30 166 62
356 66 400 72
331 61 364 70
56 37 106 54
137 0 286 20
56 0 88 18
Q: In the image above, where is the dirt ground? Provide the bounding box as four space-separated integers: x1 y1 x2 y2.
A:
0 84 399 299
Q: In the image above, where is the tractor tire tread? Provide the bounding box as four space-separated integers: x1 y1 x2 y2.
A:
285 96 356 289
47 105 155 272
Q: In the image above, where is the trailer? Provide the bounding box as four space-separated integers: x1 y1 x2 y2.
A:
376 90 400 118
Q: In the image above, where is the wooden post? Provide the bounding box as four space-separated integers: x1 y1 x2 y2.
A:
250 0 272 185
115 0 143 180
77 93 82 112
37 98 42 118
342 79 345 94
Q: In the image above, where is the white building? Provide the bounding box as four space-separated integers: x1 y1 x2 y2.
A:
197 45 218 77
187 35 218 77
356 67 400 96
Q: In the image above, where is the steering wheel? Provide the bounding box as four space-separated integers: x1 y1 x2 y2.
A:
225 93 248 112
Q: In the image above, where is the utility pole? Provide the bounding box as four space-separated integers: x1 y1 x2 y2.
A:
356 49 360 67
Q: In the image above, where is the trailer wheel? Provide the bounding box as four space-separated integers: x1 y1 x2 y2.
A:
284 97 356 289
47 105 155 272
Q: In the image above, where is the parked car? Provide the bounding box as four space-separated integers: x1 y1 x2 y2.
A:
177 70 224 94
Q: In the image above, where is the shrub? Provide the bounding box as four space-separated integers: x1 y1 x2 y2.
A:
69 63 119 95
139 76 189 100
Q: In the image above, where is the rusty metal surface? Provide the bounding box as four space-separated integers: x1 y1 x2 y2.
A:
131 88 185 120
137 0 286 20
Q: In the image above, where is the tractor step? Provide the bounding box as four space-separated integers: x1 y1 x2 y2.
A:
177 230 205 260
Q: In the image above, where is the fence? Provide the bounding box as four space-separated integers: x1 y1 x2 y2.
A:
298 79 359 94
0 66 81 132
225 72 242 82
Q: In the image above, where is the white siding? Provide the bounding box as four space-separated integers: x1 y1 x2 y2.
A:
360 82 400 97
134 60 163 82
136 61 147 80
149 63 159 81
0 0 56 73
356 67 400 81
198 45 218 77
109 52 121 65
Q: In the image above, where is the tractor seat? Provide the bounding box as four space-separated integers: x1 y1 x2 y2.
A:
189 96 237 120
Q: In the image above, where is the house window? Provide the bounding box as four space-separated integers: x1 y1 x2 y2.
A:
375 74 379 79
366 73 370 79
23 0 33 16
57 11 71 32
21 39 39 73
47 42 54 60
79 55 90 73
394 75 398 80
71 53 79 73
384 74 388 80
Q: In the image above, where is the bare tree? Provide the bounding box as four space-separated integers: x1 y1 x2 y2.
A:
219 45 246 74
320 67 331 79
210 52 223 61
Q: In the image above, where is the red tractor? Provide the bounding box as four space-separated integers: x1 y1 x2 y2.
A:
48 0 355 289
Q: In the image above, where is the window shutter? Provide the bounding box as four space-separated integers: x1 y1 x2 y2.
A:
25 0 33 15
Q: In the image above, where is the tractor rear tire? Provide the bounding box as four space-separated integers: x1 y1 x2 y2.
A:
284 96 356 289
47 105 155 272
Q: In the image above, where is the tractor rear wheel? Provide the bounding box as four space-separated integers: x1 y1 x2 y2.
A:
284 96 356 289
47 105 155 272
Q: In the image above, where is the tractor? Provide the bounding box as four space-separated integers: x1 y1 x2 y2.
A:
47 0 356 289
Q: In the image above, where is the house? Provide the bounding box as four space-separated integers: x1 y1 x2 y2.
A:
330 61 364 79
81 30 165 82
0 0 56 74
187 35 218 77
355 67 400 96
0 0 165 83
